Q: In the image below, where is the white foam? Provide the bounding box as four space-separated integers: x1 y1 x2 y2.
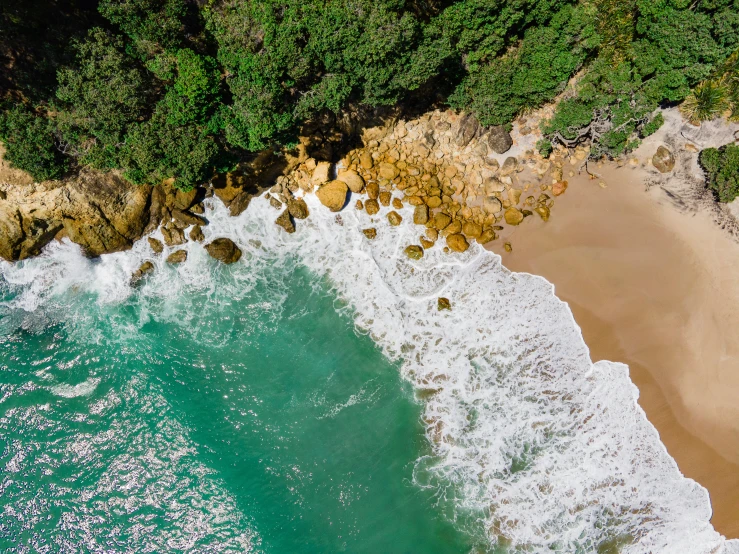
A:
2 192 737 553
50 377 101 398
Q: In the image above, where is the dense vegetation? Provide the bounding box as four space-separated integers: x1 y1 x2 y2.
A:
1 0 738 189
700 144 739 202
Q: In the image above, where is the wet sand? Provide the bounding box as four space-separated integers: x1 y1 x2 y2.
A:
488 165 739 537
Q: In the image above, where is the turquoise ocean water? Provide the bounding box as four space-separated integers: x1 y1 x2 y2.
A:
0 259 484 553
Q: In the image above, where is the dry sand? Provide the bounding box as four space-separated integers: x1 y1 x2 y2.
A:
488 164 739 537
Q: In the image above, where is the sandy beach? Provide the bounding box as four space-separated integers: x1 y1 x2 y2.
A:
488 160 739 536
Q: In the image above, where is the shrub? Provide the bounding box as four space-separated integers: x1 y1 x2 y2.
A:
0 107 66 181
699 144 739 202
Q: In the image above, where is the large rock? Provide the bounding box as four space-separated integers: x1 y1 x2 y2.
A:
131 261 155 284
316 180 348 212
275 209 295 233
487 125 513 154
504 207 524 226
387 211 403 226
166 250 188 264
404 245 424 260
414 204 429 225
312 161 332 186
287 198 309 219
456 114 479 147
446 234 469 252
652 146 675 173
378 162 399 180
482 196 502 215
0 169 153 261
336 170 365 193
204 237 242 264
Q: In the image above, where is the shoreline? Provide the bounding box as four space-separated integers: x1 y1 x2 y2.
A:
488 161 739 537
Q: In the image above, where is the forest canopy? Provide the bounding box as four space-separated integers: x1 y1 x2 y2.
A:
1 0 738 189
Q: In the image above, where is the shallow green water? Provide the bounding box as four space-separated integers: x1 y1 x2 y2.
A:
0 262 481 553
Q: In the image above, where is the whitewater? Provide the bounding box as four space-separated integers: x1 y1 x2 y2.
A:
1 190 738 554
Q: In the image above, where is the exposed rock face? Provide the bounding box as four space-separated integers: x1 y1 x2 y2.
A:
204 237 242 264
316 180 348 212
0 170 154 261
487 125 513 154
652 146 675 173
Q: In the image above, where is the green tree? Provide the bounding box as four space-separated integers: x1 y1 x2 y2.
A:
0 106 67 181
700 144 739 202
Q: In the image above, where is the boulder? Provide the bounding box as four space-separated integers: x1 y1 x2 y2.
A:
477 229 497 244
167 250 188 264
359 151 374 170
365 181 380 200
484 178 506 194
337 170 365 193
446 233 469 252
552 180 568 196
287 198 309 219
487 125 513 154
500 157 518 176
404 245 424 260
379 191 391 206
504 207 524 226
392 197 403 210
229 191 253 216
316 180 348 212
131 261 155 284
312 161 332 186
504 242 513 253
456 114 479 147
205 237 242 264
378 162 400 180
365 199 380 215
420 237 434 249
387 211 403 226
432 212 452 230
172 209 207 227
174 188 198 210
462 221 482 238
437 297 451 311
534 205 550 221
161 224 186 247
652 146 675 173
275 209 295 233
482 196 502 215
426 196 442 208
189 225 205 242
414 205 429 225
148 237 164 254
362 228 377 239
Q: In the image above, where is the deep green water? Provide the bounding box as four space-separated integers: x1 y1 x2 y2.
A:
0 261 481 553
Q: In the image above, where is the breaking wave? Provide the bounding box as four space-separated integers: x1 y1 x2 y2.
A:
2 191 737 554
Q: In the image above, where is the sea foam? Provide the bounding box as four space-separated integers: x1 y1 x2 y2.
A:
2 192 737 553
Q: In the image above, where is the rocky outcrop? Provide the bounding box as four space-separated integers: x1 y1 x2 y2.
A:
204 238 242 264
0 169 155 261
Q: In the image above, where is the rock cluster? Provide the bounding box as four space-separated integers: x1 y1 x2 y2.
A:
290 110 573 256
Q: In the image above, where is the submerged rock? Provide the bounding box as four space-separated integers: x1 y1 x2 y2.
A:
387 211 403 226
204 238 242 264
131 261 155 284
362 228 377 239
404 245 424 260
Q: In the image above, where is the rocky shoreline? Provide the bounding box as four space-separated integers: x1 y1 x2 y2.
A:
0 107 728 279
